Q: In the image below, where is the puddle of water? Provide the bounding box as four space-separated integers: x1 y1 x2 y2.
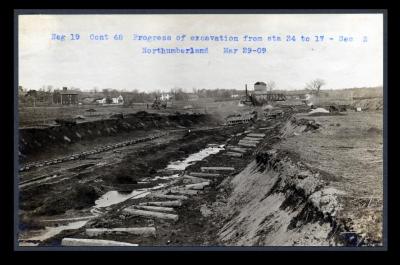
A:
20 145 223 245
153 174 181 181
166 145 225 171
94 146 224 208
94 183 167 209
94 190 150 208
20 220 88 245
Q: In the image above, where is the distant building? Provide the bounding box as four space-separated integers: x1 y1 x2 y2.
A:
111 95 124 104
53 87 79 105
95 95 123 105
254 81 267 94
251 82 286 103
96 98 106 104
160 93 171 101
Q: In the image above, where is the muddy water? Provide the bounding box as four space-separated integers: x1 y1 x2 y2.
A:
94 145 224 208
19 220 89 246
93 183 167 209
19 144 225 246
166 144 225 170
94 190 150 208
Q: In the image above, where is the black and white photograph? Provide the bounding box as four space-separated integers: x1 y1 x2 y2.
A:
15 11 386 249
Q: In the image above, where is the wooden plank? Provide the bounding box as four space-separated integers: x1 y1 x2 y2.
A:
188 172 221 178
168 188 199 195
238 142 256 147
150 194 188 200
187 172 222 179
61 238 138 246
134 205 175 213
139 200 182 207
225 152 242 157
247 133 265 138
123 208 179 221
200 167 235 172
185 181 210 190
226 147 248 153
242 137 261 142
85 227 156 237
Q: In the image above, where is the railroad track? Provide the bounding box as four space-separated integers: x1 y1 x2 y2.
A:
19 132 169 173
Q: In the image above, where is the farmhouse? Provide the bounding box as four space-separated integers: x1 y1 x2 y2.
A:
112 95 124 104
53 87 79 105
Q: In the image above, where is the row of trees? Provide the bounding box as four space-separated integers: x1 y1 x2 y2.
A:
262 79 326 94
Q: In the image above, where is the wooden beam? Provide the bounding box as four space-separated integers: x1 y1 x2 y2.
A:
123 208 179 221
139 200 182 207
200 167 235 172
85 227 156 237
61 238 138 246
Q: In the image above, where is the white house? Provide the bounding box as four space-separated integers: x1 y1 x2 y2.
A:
96 98 106 104
111 95 124 104
160 93 171 101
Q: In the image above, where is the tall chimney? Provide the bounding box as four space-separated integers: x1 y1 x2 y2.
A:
245 84 248 97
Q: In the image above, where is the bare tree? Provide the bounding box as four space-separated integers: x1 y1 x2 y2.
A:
265 81 276 92
305 79 325 95
102 89 110 97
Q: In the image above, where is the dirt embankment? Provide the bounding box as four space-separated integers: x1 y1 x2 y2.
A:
274 112 383 245
214 150 342 246
211 114 382 246
19 112 217 159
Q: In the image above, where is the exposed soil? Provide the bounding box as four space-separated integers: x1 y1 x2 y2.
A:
19 112 217 162
18 106 383 248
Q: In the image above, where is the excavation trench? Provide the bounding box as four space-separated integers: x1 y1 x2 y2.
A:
18 128 234 246
19 110 378 247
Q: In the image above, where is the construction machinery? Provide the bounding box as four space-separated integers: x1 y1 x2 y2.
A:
240 84 286 106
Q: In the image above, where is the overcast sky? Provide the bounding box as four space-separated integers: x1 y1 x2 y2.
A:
18 14 383 92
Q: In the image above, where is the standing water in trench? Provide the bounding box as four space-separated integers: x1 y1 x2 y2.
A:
19 144 225 245
93 144 225 208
